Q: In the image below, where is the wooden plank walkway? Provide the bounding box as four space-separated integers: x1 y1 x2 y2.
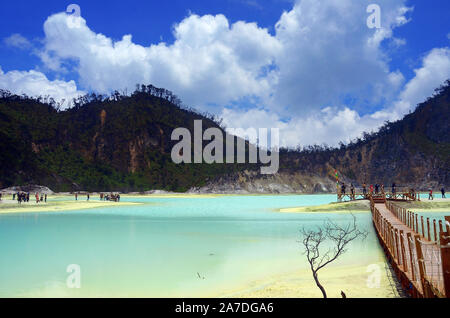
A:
370 196 450 298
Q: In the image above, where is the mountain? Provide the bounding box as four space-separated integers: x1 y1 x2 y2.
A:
199 80 450 193
0 86 255 192
0 81 449 193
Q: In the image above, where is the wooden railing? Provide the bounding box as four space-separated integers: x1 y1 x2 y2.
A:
338 188 419 202
370 198 450 298
386 201 446 241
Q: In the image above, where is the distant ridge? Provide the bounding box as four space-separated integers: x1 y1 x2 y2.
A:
0 81 448 193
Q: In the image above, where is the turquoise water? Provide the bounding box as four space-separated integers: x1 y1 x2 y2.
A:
414 211 450 241
0 194 384 297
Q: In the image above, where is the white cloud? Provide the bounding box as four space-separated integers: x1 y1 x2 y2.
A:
39 1 411 116
222 46 450 147
40 12 280 109
0 67 84 105
373 47 450 120
221 106 383 148
3 33 31 49
269 0 412 116
6 0 447 147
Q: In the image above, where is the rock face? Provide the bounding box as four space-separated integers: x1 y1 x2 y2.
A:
188 170 337 194
0 185 54 194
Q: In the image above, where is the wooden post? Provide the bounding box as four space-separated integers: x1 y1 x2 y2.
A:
400 230 407 272
414 235 428 297
390 225 395 257
426 218 431 241
439 220 443 236
407 232 415 281
410 212 413 230
411 212 414 230
421 216 425 237
395 228 400 263
390 225 394 253
440 216 450 297
385 218 388 242
407 211 410 227
433 219 437 242
415 214 419 233
388 223 392 251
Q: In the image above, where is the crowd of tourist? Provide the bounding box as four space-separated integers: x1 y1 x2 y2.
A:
73 192 121 202
0 191 123 204
338 182 446 200
0 192 48 204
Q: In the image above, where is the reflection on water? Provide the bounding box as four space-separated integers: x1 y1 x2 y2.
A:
0 194 388 297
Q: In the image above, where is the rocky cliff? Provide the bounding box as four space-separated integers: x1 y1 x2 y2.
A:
0 81 448 193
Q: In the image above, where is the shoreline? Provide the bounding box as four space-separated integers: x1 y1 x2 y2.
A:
218 261 398 298
278 200 371 213
0 199 143 214
279 197 450 214
1 193 448 215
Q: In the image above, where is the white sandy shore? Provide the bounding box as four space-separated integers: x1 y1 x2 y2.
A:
219 261 399 298
0 199 143 214
279 198 450 214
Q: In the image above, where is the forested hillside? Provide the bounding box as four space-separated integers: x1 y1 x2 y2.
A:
0 81 448 193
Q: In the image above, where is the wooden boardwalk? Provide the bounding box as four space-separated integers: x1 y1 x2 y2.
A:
337 188 420 202
369 195 450 298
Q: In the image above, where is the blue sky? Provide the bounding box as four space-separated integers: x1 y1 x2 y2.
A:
0 0 292 73
0 0 449 146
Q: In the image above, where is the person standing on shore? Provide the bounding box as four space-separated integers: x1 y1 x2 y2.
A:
75 193 78 201
26 192 30 202
44 194 47 202
35 193 39 204
441 187 446 198
362 183 367 196
13 193 16 201
428 189 433 200
341 183 346 195
0 192 2 201
370 184 374 194
87 194 90 201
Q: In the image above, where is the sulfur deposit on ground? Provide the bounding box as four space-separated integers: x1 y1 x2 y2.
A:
279 200 371 213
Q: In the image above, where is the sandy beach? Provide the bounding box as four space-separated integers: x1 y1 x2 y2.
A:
391 197 450 212
220 261 398 298
279 197 450 214
0 197 143 214
279 200 371 213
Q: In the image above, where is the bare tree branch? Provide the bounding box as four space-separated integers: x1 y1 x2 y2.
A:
300 214 367 298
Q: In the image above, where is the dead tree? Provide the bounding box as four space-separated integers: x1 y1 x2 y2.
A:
301 214 367 298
